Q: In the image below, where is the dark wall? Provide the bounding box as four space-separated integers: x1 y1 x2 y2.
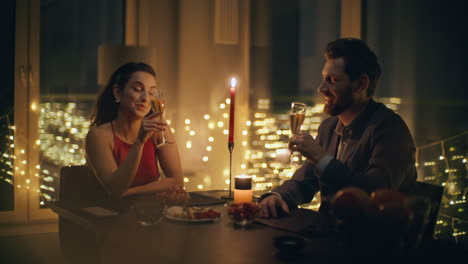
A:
271 0 299 112
0 0 15 211
40 0 124 95
413 0 468 144
365 0 468 145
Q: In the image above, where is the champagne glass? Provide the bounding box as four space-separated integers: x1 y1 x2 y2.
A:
289 102 307 167
150 89 173 148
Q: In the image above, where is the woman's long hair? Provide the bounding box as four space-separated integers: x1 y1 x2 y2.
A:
90 62 156 127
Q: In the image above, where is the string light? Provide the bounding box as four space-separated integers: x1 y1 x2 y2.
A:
0 96 466 242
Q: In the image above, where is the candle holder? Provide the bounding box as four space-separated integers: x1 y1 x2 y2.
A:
225 175 258 227
225 201 261 227
221 142 235 200
221 77 237 200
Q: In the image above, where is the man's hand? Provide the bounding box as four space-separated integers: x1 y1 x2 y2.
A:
289 132 326 163
259 194 291 218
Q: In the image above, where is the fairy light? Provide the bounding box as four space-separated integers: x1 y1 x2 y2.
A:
2 95 467 240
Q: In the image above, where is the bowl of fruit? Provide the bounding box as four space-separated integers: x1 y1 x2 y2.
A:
225 202 261 227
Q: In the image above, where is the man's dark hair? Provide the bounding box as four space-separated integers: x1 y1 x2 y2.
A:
325 38 381 97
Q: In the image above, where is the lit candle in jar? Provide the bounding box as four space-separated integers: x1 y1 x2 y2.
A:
234 175 252 203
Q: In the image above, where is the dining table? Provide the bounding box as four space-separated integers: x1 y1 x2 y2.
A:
49 190 408 264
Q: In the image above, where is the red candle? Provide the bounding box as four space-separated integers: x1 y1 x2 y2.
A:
228 78 237 144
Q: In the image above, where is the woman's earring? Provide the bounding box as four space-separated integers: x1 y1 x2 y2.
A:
115 98 120 103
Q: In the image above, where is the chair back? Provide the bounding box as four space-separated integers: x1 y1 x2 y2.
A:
410 181 444 243
59 165 107 202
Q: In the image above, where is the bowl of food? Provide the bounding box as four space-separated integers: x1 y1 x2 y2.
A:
225 202 261 227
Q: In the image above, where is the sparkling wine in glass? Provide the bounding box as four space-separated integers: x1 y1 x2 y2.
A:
151 89 173 148
289 102 306 167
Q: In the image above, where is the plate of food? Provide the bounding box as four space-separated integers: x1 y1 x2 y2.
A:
164 206 222 222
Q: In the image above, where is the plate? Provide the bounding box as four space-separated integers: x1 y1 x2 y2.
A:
164 206 221 222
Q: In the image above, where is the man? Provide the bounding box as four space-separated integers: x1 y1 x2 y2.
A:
259 38 417 218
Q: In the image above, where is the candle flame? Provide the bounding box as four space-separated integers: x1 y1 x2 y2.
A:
231 77 237 87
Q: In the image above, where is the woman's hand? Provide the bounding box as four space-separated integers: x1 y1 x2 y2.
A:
155 185 189 205
289 132 326 163
137 112 167 144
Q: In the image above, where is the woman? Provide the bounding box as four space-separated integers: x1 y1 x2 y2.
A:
86 62 183 199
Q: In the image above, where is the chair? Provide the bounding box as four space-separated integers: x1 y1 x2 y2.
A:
58 165 107 264
59 165 107 202
408 181 444 246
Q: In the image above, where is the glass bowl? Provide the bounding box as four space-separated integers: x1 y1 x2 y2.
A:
225 201 261 227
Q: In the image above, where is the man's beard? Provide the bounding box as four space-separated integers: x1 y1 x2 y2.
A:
323 87 354 116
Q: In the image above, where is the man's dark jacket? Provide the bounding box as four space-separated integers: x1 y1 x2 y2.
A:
272 99 417 210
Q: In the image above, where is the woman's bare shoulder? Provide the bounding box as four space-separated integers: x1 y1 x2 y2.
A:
87 123 114 142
